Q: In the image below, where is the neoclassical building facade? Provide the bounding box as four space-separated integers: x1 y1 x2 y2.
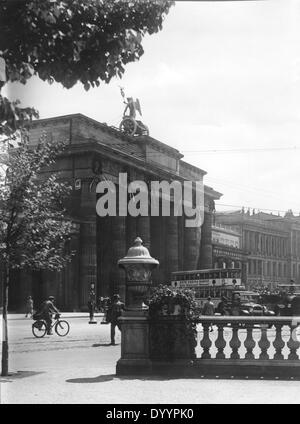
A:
215 209 300 290
8 114 222 311
212 223 248 286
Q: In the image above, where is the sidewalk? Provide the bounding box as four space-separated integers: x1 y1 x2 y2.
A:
7 312 105 320
2 354 300 404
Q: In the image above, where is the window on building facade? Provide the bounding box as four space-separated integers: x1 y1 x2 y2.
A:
273 262 277 277
278 263 282 277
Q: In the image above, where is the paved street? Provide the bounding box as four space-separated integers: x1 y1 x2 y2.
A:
1 314 300 404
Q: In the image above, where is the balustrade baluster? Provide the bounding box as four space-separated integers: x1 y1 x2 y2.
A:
258 325 270 360
215 323 226 359
200 322 212 359
287 325 300 360
273 324 284 360
244 324 255 360
230 323 241 360
195 318 300 377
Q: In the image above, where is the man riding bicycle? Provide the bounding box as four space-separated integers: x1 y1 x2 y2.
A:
37 296 60 335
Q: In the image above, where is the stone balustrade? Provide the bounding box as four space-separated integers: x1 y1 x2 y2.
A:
193 316 300 378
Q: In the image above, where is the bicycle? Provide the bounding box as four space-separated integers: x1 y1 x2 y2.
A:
32 313 70 338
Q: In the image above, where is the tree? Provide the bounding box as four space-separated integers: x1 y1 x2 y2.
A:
0 133 74 376
0 0 174 137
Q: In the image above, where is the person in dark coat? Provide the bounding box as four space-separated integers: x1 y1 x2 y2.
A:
216 296 227 316
107 294 125 345
202 297 215 316
202 296 215 332
87 289 96 321
38 296 60 335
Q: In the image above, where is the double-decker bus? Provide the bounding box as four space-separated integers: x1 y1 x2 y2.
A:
170 268 244 309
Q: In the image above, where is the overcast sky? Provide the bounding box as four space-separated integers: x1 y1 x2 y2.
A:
7 0 300 215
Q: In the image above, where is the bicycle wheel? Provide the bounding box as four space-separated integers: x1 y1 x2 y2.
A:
55 320 70 336
32 320 47 338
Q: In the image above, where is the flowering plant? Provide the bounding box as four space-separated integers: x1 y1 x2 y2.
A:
148 284 197 318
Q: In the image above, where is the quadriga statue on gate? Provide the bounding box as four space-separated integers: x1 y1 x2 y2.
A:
119 87 149 137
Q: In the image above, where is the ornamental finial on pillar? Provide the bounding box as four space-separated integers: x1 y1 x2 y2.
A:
118 236 159 311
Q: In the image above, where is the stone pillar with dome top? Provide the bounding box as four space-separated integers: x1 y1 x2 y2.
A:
116 237 159 375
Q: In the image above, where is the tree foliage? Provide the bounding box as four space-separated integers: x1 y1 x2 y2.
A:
0 134 74 271
0 0 174 136
0 0 174 88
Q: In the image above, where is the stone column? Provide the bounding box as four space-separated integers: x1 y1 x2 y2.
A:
183 225 201 271
199 210 213 269
79 221 97 310
150 215 164 285
67 232 80 311
97 214 112 298
79 180 97 310
110 216 127 300
251 232 255 252
116 238 159 375
166 215 179 280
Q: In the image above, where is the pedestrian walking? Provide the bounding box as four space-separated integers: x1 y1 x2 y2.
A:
98 297 104 312
25 295 34 318
88 289 96 323
106 294 125 345
202 296 215 332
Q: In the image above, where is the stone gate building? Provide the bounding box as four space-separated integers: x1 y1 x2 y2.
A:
8 113 222 311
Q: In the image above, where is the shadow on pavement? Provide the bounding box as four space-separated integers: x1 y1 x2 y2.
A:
66 374 115 383
66 374 194 384
0 370 45 383
92 343 119 347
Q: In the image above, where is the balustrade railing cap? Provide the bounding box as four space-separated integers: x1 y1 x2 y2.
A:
118 237 159 266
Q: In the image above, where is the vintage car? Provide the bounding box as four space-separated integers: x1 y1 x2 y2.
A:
239 302 275 316
228 291 275 316
261 293 300 316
